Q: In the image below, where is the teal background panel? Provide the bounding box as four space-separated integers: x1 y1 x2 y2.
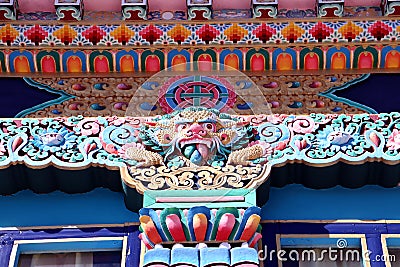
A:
262 184 400 220
0 188 138 227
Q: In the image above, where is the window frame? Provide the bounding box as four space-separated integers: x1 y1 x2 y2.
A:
276 234 369 267
380 234 400 267
8 236 127 267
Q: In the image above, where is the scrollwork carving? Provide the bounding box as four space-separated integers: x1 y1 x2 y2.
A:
0 109 398 193
123 164 267 193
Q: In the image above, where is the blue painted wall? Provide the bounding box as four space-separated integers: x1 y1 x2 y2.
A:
0 188 138 227
3 184 400 227
262 184 400 220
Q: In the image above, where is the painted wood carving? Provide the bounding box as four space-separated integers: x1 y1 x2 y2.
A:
0 109 398 193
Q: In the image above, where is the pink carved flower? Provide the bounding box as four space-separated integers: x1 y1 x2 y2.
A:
387 129 400 150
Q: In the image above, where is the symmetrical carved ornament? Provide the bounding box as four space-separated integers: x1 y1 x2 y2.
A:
0 108 399 193
139 206 262 248
0 0 18 21
316 0 344 18
383 0 400 16
120 108 273 192
54 0 84 21
26 74 367 118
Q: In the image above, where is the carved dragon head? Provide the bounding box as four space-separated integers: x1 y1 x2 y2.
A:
140 108 253 166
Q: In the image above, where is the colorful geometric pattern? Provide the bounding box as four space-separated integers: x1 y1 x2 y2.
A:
14 7 381 21
139 206 262 248
159 76 236 113
0 18 400 47
2 43 400 74
144 245 259 267
24 74 370 118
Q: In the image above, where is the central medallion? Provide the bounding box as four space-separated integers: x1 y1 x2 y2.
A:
159 76 237 113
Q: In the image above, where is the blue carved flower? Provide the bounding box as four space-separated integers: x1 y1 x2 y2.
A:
297 32 317 43
41 25 63 34
99 25 118 33
315 125 358 152
12 35 34 47
71 35 91 46
325 21 346 30
71 25 91 34
211 33 231 45
238 34 262 44
182 34 205 45
154 34 176 45
32 128 77 152
211 23 232 31
238 23 260 31
128 34 150 46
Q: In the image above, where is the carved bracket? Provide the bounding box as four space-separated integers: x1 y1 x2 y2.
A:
54 0 84 21
0 109 399 193
252 0 278 18
316 0 344 18
0 0 18 21
121 0 148 20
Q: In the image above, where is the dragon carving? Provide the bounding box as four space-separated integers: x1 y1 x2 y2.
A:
123 108 272 168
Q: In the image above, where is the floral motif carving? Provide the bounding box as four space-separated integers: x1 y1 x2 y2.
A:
0 110 398 192
123 164 267 193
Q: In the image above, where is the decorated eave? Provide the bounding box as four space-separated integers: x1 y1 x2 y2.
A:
0 109 399 211
1 16 400 74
